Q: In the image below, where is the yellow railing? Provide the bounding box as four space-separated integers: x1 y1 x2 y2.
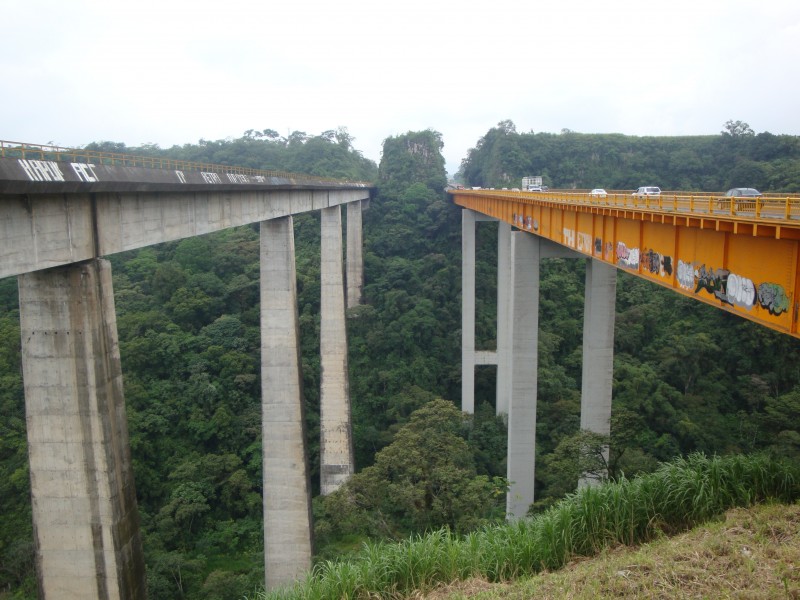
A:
454 189 800 223
0 140 370 186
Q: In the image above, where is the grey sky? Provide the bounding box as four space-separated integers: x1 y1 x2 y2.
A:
2 0 798 176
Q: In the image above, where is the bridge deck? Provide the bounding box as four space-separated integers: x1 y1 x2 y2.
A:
450 189 800 338
0 142 373 279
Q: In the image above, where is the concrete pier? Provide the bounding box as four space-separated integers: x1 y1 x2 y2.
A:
260 216 314 588
319 206 354 495
461 211 500 414
461 210 477 413
495 222 513 416
579 258 617 487
18 259 145 600
460 205 617 516
346 200 364 308
506 233 540 518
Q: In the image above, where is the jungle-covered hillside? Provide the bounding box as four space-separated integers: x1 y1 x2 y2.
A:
1 123 800 599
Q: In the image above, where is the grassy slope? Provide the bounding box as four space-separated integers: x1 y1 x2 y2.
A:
434 502 800 599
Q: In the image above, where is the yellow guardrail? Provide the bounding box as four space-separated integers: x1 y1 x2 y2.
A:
453 189 800 223
0 140 371 186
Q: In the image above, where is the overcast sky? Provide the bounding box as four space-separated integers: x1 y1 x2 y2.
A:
2 0 799 176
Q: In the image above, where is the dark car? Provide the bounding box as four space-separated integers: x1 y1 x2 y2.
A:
725 188 762 198
721 188 762 211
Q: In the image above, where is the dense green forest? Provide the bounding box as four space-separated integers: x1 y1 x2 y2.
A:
2 123 800 599
458 119 800 192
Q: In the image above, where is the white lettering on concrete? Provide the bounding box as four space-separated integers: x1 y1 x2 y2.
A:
201 172 223 184
253 175 266 183
70 163 100 182
18 159 65 182
226 173 249 184
175 170 187 183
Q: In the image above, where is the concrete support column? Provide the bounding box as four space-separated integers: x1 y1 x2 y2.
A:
346 200 364 308
506 233 540 519
579 258 617 487
260 216 313 588
461 209 476 414
18 259 145 600
495 222 513 416
319 206 354 495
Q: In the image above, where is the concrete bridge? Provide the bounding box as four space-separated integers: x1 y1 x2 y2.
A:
7 140 799 597
0 142 372 597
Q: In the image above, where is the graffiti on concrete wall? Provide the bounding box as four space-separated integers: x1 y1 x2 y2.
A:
679 260 790 315
201 171 223 184
18 159 65 181
18 159 100 183
17 158 271 186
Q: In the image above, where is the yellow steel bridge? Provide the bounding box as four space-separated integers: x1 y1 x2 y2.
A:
449 188 800 339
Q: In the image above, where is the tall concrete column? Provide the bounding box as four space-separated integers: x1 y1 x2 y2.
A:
319 206 354 495
461 209 477 414
260 216 313 588
579 258 617 487
495 222 513 416
346 200 364 308
506 233 540 519
18 259 145 600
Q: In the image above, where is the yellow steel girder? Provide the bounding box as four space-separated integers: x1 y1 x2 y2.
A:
451 190 800 338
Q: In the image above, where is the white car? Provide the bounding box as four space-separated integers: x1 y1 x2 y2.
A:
590 188 607 198
633 186 661 198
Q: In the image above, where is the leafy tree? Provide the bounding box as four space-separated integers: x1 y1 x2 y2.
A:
315 399 507 547
722 119 755 137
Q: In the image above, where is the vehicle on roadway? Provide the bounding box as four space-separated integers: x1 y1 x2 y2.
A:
590 188 607 198
632 186 661 198
725 188 762 198
721 187 763 211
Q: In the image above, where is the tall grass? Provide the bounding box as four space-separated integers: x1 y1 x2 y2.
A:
258 453 799 600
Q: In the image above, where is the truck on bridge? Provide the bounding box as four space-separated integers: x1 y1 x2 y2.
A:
522 175 543 191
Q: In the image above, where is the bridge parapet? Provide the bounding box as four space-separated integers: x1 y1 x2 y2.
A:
0 140 369 193
454 189 800 224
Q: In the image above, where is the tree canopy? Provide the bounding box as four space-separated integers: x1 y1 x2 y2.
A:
2 124 800 598
458 120 800 193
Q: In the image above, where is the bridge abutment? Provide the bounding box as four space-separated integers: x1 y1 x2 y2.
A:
18 258 145 600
